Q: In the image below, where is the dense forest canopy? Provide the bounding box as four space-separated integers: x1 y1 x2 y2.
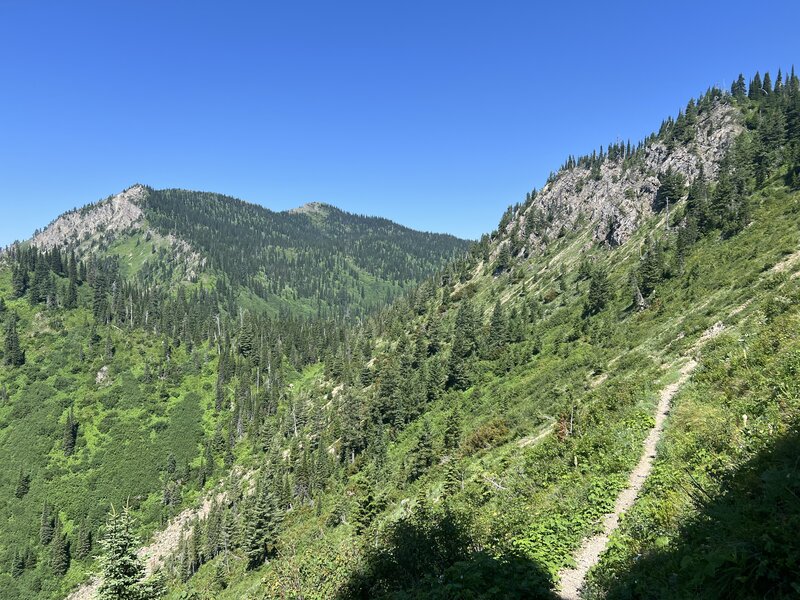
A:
141 188 471 316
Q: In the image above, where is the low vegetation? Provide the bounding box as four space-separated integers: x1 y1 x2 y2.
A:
0 69 798 599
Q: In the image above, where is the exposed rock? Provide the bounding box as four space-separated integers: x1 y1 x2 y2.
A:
287 201 331 216
28 184 206 283
31 185 147 251
95 365 109 386
508 101 743 255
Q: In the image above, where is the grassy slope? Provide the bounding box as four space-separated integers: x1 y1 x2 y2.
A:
166 174 800 597
0 269 225 599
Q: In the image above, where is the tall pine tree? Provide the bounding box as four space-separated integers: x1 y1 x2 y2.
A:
98 505 146 600
4 313 25 366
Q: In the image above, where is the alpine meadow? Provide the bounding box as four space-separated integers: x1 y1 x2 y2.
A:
2 56 800 600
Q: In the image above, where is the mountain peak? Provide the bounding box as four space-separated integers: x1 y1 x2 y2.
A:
287 201 333 216
30 184 148 251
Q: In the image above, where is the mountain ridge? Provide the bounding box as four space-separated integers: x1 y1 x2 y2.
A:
1 69 799 600
24 184 471 317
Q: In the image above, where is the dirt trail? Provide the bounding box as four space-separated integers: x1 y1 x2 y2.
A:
556 358 697 600
518 423 555 448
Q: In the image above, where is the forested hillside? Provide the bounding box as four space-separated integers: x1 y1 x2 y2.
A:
1 69 799 600
29 186 470 318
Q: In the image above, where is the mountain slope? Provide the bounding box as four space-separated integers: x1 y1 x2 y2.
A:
1 69 799 600
165 74 797 599
30 186 471 317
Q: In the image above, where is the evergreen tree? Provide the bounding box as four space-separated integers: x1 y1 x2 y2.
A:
408 421 434 481
11 549 25 577
40 501 55 546
447 300 479 390
4 313 25 366
443 408 461 451
731 73 747 98
63 407 78 457
352 482 377 535
749 72 763 99
686 172 712 232
29 254 50 304
11 264 28 298
487 300 508 356
75 518 93 559
243 480 282 569
638 240 665 297
493 243 512 274
98 505 146 600
442 460 462 498
138 570 167 599
15 468 31 498
763 71 772 95
237 318 255 359
711 166 749 237
584 267 611 316
50 517 70 577
213 559 228 590
654 168 685 212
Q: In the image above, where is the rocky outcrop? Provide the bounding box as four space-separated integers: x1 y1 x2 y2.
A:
509 100 742 253
287 201 331 216
27 184 205 282
30 185 147 251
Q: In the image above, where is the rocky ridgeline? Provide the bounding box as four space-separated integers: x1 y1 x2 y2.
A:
28 184 205 281
510 100 742 253
31 185 147 252
287 201 331 215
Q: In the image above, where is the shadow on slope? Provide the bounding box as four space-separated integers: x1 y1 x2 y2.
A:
337 502 555 600
600 428 800 599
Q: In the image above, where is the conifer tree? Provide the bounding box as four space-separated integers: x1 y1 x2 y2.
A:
584 268 611 316
409 420 434 481
443 409 461 451
4 313 25 366
75 518 93 559
98 505 146 600
215 364 226 412
243 481 282 569
15 468 31 498
63 407 78 456
638 240 665 297
29 254 50 305
493 243 512 274
749 72 763 99
50 517 70 576
654 168 685 212
213 558 228 590
11 549 25 577
352 482 377 535
40 501 55 546
442 460 462 498
11 265 28 298
731 73 747 98
447 300 479 390
204 501 223 559
487 300 507 355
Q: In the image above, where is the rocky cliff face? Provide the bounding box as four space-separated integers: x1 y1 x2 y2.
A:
287 201 331 216
508 100 742 253
28 184 204 281
31 185 147 251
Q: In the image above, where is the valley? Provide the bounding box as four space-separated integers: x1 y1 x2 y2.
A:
1 70 799 600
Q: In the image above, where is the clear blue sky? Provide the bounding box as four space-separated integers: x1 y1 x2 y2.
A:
1 1 798 245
